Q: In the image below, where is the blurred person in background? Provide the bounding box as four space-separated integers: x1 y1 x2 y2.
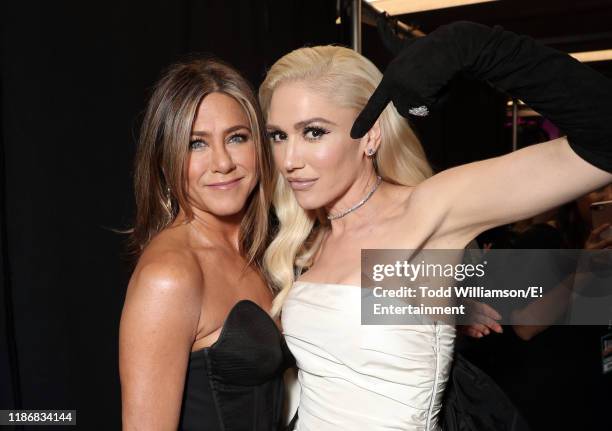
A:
461 182 612 430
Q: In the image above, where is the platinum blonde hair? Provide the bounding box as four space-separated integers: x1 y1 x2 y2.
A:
259 45 433 316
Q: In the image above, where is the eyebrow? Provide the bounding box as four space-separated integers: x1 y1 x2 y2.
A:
191 124 251 137
266 117 338 131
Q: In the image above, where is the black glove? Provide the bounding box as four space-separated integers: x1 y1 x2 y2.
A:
351 21 612 173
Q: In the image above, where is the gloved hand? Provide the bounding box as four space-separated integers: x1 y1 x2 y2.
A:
351 21 612 173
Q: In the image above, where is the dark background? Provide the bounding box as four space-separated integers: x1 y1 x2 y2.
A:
2 0 611 429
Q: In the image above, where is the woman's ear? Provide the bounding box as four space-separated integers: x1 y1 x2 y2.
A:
360 120 382 157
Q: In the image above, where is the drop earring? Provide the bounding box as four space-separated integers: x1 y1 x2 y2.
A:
165 185 173 213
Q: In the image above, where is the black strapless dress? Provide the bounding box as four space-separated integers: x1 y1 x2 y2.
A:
178 300 295 431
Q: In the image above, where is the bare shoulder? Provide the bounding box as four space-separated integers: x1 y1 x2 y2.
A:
125 229 204 319
120 228 204 430
130 252 202 298
120 230 204 368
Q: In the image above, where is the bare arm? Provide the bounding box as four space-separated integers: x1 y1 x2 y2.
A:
511 270 576 341
119 254 202 431
414 137 612 244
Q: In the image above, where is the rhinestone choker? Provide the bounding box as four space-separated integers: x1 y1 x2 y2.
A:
327 176 382 220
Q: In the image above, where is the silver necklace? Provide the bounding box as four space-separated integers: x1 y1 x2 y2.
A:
327 176 382 220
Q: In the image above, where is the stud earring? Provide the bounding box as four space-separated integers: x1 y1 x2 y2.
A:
366 148 376 156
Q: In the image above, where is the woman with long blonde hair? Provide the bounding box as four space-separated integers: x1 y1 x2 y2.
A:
259 21 612 430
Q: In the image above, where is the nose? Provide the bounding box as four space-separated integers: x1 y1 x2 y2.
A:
210 145 235 174
283 138 304 172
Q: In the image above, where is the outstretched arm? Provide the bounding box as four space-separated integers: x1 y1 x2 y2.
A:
353 21 612 176
414 137 611 243
353 21 612 242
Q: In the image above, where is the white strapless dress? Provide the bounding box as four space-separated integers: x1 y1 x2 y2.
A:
282 281 456 431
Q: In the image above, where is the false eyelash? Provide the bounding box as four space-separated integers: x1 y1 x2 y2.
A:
267 130 286 141
304 126 330 139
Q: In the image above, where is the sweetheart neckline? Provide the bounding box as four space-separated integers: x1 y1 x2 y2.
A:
189 299 279 356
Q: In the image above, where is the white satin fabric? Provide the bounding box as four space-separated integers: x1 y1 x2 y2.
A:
282 281 456 431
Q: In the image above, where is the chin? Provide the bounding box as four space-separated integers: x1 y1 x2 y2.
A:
202 193 251 217
294 193 329 212
208 203 247 217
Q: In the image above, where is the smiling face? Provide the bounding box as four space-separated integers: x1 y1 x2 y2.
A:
266 81 376 211
186 92 258 217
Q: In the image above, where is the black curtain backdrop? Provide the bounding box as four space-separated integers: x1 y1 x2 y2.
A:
2 1 514 429
1 1 339 429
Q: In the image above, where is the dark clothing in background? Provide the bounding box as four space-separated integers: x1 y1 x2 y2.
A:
461 223 612 430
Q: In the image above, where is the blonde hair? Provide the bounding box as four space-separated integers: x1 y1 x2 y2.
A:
130 57 274 269
259 45 433 315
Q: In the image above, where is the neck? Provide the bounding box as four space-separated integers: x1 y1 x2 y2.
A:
176 207 244 249
326 170 383 233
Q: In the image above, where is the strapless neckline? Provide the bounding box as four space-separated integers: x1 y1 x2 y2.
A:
283 279 456 430
293 280 361 288
190 299 277 356
180 298 293 431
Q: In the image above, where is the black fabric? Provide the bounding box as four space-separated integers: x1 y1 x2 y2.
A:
178 300 295 431
286 410 299 431
352 21 612 175
1 1 339 426
459 22 612 173
441 353 530 431
459 326 612 431
459 224 612 431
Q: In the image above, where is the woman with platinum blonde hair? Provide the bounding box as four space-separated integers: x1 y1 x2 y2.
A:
260 44 434 313
259 21 612 431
